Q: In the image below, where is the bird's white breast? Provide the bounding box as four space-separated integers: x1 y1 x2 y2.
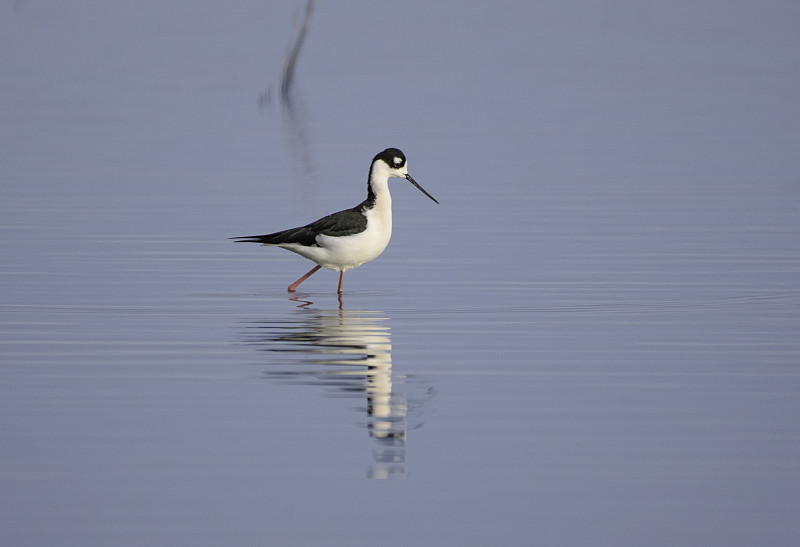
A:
281 203 392 272
316 205 392 271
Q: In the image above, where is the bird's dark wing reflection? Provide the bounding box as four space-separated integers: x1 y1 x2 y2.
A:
241 309 434 479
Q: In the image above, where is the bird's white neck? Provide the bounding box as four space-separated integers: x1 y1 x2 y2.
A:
366 161 394 209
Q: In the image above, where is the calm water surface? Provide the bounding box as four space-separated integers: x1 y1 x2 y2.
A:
2 1 799 545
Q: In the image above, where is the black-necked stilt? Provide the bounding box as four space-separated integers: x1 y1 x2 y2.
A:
232 148 438 293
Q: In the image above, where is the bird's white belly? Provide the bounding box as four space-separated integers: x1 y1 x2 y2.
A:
282 210 392 272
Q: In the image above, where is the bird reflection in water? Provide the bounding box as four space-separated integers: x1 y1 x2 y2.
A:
242 302 433 479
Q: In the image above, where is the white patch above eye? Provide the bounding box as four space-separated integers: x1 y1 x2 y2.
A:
393 157 402 165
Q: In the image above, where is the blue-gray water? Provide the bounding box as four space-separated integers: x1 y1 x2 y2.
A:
2 1 799 545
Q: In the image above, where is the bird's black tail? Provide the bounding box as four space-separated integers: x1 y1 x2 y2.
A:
229 235 273 244
230 223 320 246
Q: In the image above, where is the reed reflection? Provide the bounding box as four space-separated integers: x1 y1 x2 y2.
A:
243 305 432 479
258 0 317 180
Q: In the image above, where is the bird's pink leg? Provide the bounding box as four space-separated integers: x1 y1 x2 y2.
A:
337 271 344 294
288 265 321 292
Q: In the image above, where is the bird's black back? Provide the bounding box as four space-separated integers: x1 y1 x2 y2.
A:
231 202 369 247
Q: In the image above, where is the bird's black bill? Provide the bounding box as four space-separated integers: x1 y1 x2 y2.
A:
406 174 439 204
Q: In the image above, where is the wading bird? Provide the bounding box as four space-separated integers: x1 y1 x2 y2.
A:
232 148 438 293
